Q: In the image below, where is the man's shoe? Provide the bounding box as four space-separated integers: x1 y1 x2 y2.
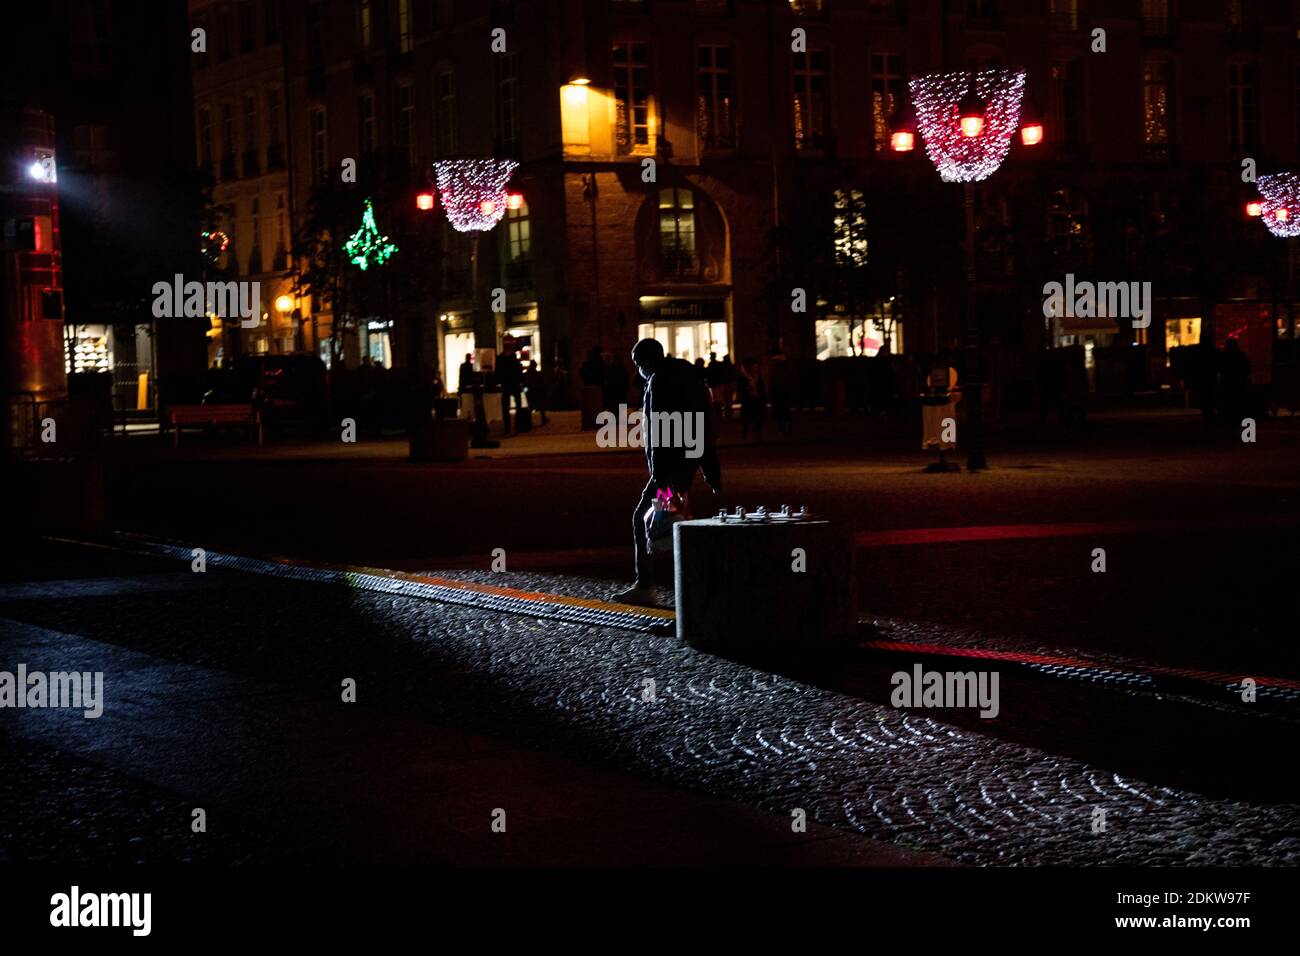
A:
611 584 658 607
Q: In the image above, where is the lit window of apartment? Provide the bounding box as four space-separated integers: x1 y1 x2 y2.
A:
790 0 824 16
310 106 328 185
396 82 414 165
506 200 530 262
358 0 372 48
437 69 458 156
398 0 412 54
613 43 651 153
833 189 867 267
1228 62 1257 153
659 187 697 276
697 45 734 150
358 93 375 155
870 53 904 152
1049 58 1084 146
497 52 519 155
792 49 829 152
1142 60 1172 147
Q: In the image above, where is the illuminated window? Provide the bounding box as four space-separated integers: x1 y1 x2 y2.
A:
358 0 372 47
833 189 867 267
1143 60 1171 146
870 53 904 152
697 45 734 150
398 0 412 53
506 200 530 262
659 188 697 277
790 0 824 15
792 49 828 152
613 42 651 152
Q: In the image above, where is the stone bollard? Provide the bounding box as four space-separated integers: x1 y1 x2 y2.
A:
673 506 856 651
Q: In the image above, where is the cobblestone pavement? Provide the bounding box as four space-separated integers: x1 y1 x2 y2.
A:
3 547 1297 866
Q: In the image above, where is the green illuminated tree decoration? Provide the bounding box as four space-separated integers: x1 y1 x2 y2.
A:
344 198 398 270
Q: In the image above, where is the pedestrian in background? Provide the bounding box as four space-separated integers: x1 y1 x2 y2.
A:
737 356 766 442
524 360 551 425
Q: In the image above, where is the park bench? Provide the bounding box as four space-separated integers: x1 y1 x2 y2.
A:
166 404 262 447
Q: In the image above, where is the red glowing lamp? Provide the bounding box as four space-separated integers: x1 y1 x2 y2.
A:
416 192 435 211
479 198 497 215
890 130 915 152
1246 200 1263 217
957 87 987 138
1277 208 1291 222
506 192 524 211
1020 123 1043 146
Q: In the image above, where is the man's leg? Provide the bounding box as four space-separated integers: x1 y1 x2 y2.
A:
631 478 657 588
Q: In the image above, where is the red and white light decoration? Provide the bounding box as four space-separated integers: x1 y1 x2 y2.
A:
1254 173 1300 238
908 68 1027 183
431 159 519 232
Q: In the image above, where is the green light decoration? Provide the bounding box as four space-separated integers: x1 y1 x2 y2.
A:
344 198 398 270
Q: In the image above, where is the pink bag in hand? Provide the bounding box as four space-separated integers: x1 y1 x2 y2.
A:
644 488 691 554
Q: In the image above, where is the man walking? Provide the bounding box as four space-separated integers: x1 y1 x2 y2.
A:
613 339 721 607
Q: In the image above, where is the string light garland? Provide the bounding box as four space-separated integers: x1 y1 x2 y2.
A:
200 229 229 263
432 159 519 232
1257 173 1300 238
908 68 1026 183
344 198 398 270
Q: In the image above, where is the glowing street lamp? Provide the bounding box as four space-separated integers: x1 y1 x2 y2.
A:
957 86 987 138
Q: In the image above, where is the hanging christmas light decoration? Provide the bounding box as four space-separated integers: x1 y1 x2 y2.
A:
200 229 230 264
908 68 1026 183
431 159 519 232
1256 172 1300 238
344 197 398 271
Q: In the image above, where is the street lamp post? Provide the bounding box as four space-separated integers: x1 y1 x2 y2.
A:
430 159 520 447
891 67 1040 471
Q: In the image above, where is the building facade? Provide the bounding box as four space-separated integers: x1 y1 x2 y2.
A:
188 0 1300 398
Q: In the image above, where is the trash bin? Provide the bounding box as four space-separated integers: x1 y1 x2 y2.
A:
674 508 856 651
409 414 470 461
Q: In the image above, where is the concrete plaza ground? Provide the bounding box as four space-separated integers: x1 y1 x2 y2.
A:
4 404 1299 865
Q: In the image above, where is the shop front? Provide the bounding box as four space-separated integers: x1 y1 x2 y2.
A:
637 296 730 364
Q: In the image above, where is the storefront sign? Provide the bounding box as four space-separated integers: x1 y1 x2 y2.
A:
640 298 726 322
